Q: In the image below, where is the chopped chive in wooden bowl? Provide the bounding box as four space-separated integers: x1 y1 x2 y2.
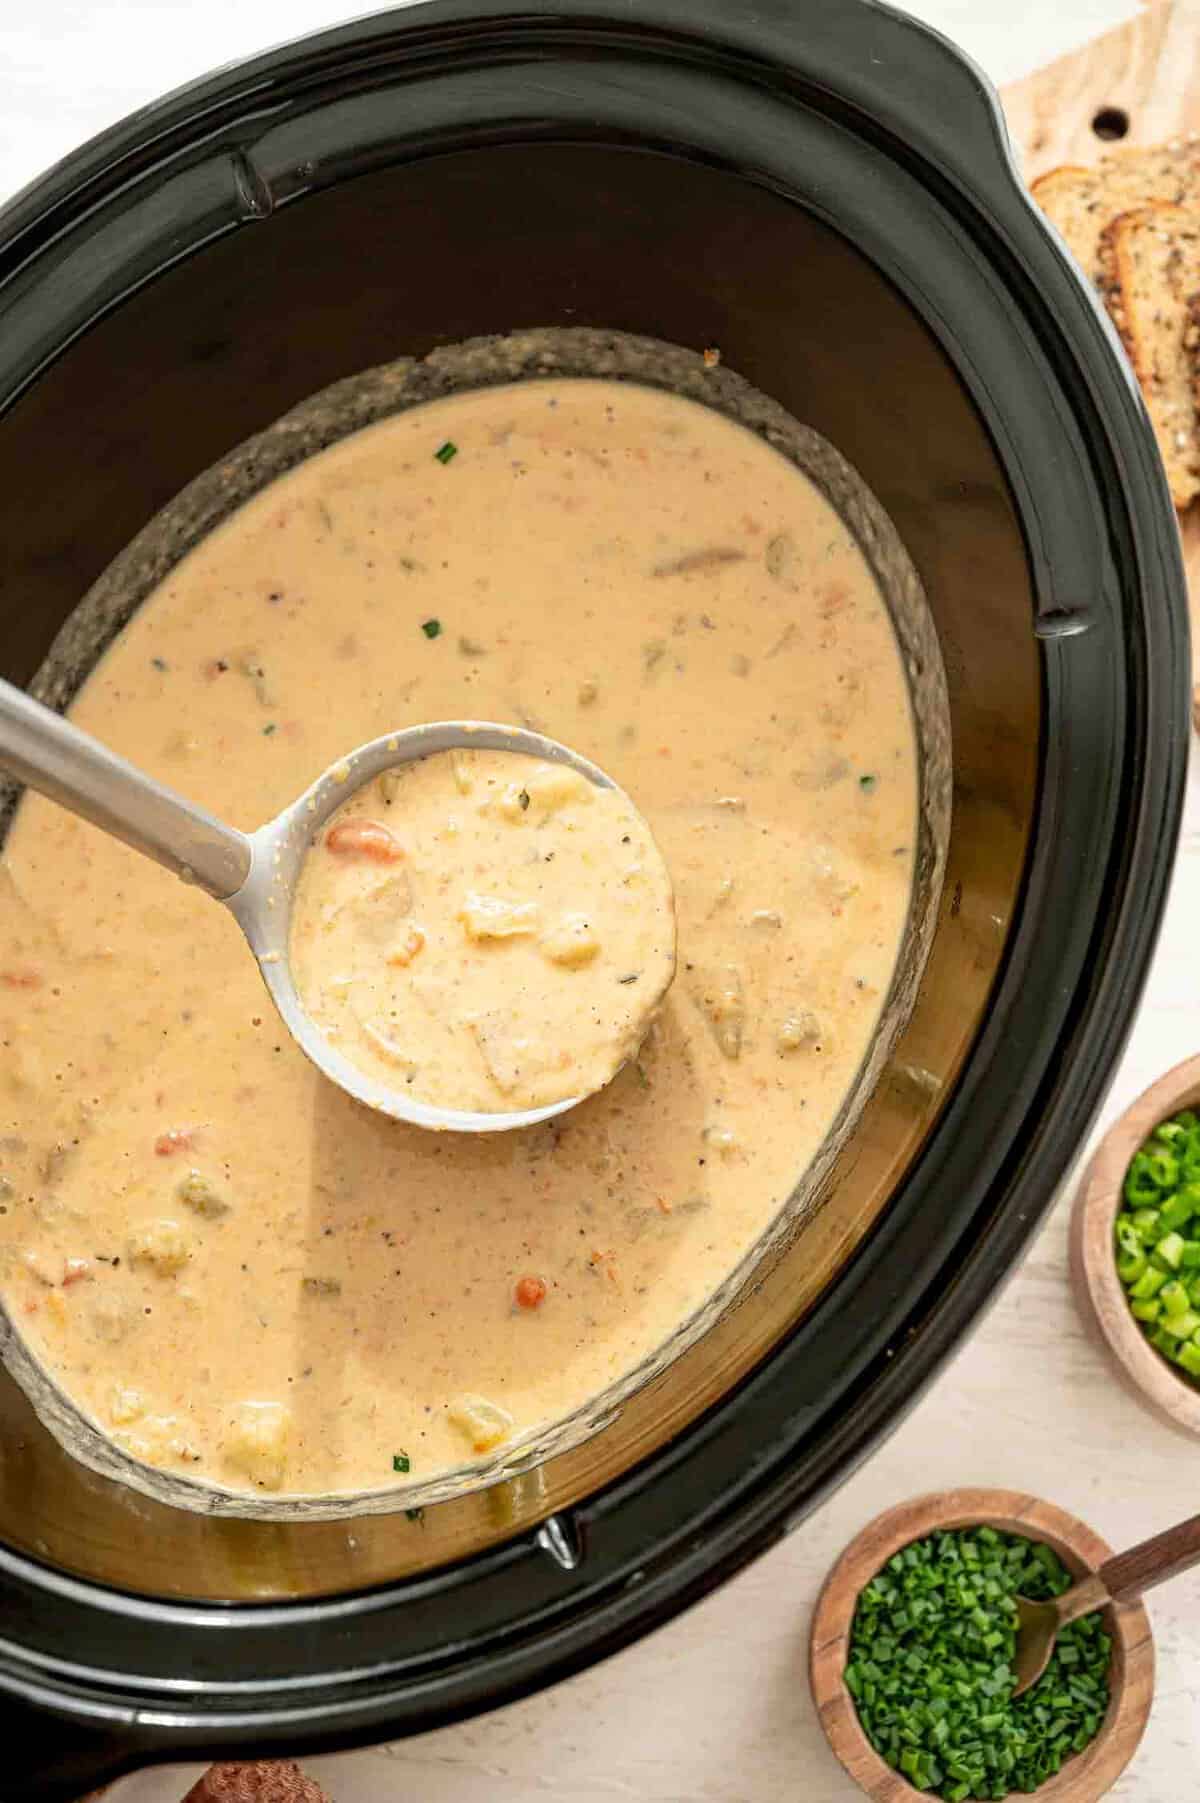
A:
1114 1109 1200 1381
844 1526 1110 1799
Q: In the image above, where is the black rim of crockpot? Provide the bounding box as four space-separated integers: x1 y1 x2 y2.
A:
0 0 1188 1794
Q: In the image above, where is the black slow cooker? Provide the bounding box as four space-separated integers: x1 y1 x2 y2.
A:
0 1 1188 1796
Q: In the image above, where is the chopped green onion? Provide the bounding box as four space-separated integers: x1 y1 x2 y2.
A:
1160 1185 1200 1232
434 440 458 464
420 618 442 640
1160 1279 1190 1318
1116 1107 1200 1386
392 1450 411 1473
1117 1249 1147 1285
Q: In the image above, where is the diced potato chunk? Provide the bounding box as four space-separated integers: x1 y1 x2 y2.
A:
777 1009 824 1053
224 1399 290 1491
127 1218 192 1275
177 1169 231 1219
497 764 592 819
448 1393 514 1455
108 1385 147 1426
330 872 413 945
807 843 859 907
89 1291 138 1344
459 893 540 940
693 965 745 1059
469 1013 558 1096
540 913 600 967
703 1123 740 1157
118 1413 190 1469
386 925 426 968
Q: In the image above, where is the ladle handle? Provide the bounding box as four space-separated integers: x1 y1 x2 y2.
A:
1099 1510 1200 1606
0 677 252 900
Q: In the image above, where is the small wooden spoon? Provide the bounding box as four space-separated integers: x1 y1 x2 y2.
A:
1014 1510 1200 1695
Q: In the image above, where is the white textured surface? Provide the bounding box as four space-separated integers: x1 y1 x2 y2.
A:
11 3 1199 1801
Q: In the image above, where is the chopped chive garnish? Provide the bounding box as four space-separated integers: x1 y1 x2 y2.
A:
619 973 639 984
262 722 277 736
421 618 442 640
151 656 168 672
405 1507 425 1523
434 440 458 465
1117 1109 1200 1384
392 1450 411 1473
845 1526 1109 1798
859 772 878 792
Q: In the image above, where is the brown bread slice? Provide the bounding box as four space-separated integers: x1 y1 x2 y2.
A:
1097 201 1200 508
181 1762 333 1803
1031 140 1200 281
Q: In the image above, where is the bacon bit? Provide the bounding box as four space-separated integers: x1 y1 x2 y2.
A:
702 345 721 368
1 968 42 990
62 1258 94 1287
655 1197 672 1216
23 1299 38 1315
514 1275 547 1310
154 1126 196 1157
325 819 405 863
204 658 230 681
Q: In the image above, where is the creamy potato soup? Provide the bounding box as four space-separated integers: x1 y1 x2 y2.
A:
0 374 918 1500
290 748 677 1113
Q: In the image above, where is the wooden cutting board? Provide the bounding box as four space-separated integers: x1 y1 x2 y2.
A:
1001 1 1200 713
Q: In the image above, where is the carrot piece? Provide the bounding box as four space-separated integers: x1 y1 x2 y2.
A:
1 969 42 990
325 819 404 863
515 1275 547 1310
154 1126 196 1157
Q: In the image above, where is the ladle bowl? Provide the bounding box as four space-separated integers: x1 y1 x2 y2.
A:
0 678 654 1130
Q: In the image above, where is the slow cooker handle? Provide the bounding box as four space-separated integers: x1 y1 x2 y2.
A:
0 1705 149 1802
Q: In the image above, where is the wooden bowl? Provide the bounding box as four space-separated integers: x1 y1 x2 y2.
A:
810 1488 1154 1803
1070 1053 1200 1440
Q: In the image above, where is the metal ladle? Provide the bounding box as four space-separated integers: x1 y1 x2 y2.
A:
0 679 643 1132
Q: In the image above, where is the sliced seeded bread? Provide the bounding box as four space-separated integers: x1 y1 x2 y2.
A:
1031 140 1200 281
182 1764 332 1803
1097 202 1200 507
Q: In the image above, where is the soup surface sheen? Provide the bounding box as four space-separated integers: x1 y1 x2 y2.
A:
290 748 677 1114
0 377 916 1499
